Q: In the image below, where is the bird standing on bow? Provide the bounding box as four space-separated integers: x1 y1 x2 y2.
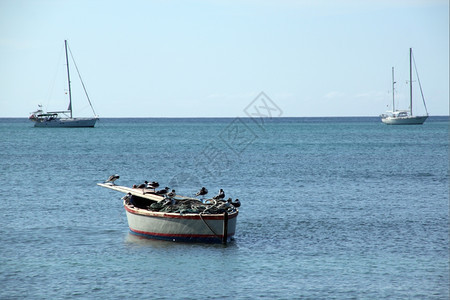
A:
155 187 170 195
147 181 159 190
105 174 120 185
137 181 148 189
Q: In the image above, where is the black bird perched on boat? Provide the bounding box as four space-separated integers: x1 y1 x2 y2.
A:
156 187 170 195
105 174 119 185
196 187 208 197
226 198 240 207
137 181 148 189
167 189 176 198
147 181 160 190
122 193 132 205
213 189 225 200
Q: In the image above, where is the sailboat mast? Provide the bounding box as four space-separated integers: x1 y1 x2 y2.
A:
392 67 395 112
409 47 413 116
65 40 73 119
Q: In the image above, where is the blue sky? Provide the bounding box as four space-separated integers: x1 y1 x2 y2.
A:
0 0 448 117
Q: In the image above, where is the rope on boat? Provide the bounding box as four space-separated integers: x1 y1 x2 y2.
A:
412 51 429 115
199 212 221 241
198 199 222 241
67 44 98 117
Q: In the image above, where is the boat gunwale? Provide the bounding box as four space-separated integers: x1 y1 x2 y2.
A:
124 202 239 220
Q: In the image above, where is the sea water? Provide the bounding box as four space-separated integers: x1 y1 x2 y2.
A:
0 117 448 299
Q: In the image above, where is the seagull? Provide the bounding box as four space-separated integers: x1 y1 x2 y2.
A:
105 174 119 185
147 181 160 190
167 189 176 198
137 181 148 189
196 187 208 197
122 193 132 204
232 199 241 208
155 187 170 195
213 189 225 200
166 190 177 205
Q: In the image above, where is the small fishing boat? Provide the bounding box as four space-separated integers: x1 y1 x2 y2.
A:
97 179 239 244
29 40 98 127
381 48 429 125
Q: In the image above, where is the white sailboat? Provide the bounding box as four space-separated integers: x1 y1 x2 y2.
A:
29 40 98 127
381 48 428 125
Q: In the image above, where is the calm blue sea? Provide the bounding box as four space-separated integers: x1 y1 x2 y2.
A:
0 117 448 299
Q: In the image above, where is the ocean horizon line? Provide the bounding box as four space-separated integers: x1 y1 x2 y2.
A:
2 115 449 119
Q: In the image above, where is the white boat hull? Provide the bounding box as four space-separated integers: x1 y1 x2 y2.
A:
381 115 428 125
33 118 97 128
124 203 238 243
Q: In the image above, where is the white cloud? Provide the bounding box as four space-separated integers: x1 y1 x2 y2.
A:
323 91 345 99
354 91 386 100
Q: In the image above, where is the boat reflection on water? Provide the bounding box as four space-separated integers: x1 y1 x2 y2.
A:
124 231 237 248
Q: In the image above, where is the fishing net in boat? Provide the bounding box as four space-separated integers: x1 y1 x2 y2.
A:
148 198 236 214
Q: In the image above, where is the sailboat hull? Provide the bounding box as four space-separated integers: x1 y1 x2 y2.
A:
381 115 428 125
33 118 97 128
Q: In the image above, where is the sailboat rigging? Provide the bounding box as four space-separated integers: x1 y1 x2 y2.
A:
380 48 428 125
29 40 99 127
